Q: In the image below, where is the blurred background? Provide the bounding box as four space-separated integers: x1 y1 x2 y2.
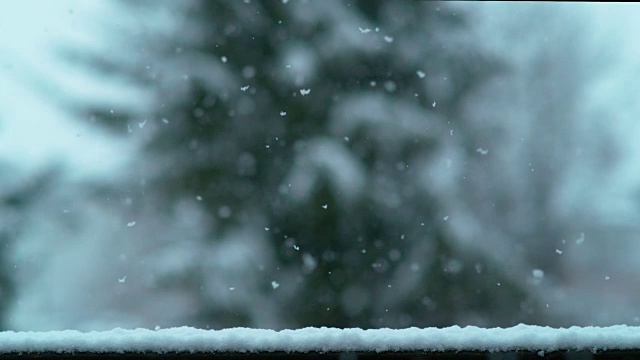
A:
1 0 640 331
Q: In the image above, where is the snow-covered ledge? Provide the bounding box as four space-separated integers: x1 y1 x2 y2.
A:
0 325 639 355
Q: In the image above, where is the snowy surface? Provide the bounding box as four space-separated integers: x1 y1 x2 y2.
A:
1 325 640 354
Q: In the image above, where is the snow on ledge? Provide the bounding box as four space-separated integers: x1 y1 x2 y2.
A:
0 325 639 354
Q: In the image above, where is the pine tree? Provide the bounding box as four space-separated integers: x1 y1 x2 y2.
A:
70 0 541 328
0 165 59 329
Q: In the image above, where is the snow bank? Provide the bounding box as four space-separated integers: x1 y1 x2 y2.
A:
0 325 639 354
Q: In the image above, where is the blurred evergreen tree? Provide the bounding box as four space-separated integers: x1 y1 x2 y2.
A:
0 168 27 330
0 189 16 329
0 165 57 329
69 0 542 328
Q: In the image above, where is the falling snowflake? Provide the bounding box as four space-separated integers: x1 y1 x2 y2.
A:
300 89 311 96
127 221 136 227
271 281 280 289
241 85 250 91
358 27 372 34
417 70 426 78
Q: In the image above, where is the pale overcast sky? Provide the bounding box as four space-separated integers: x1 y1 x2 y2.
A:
0 0 133 180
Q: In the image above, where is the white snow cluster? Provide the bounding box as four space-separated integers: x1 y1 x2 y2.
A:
0 325 639 354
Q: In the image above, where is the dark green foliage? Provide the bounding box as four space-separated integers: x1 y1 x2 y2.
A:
77 0 541 328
